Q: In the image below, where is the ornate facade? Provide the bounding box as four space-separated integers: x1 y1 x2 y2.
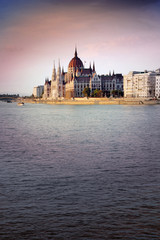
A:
42 48 123 99
101 73 123 94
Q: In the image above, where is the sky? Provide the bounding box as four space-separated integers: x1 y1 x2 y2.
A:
0 0 160 95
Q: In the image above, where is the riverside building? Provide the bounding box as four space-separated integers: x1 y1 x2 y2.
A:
33 85 44 98
155 68 160 98
123 70 157 98
40 48 123 99
101 73 123 95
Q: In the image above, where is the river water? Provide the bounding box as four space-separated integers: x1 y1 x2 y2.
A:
0 101 160 239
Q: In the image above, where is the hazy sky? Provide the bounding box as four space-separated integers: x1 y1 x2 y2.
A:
0 0 160 95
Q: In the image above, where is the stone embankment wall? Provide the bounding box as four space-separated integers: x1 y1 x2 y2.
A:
22 97 160 105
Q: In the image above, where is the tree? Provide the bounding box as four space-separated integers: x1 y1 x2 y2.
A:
82 87 90 97
92 89 103 97
111 90 117 97
103 90 110 98
111 90 123 97
119 90 124 97
40 91 44 98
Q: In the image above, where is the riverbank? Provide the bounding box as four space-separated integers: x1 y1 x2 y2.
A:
21 97 160 105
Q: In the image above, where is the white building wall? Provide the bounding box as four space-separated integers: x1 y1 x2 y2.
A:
155 75 160 98
33 87 37 97
124 71 156 98
33 85 44 97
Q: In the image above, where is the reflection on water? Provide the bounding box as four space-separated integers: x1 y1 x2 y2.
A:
0 102 160 239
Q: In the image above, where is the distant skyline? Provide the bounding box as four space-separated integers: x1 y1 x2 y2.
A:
0 0 160 95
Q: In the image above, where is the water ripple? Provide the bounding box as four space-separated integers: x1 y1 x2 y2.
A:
0 103 160 239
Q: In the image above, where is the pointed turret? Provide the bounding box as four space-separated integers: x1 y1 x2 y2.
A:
56 60 61 85
62 66 64 75
57 59 61 75
112 70 115 76
93 62 95 72
56 60 63 98
52 61 56 81
109 70 111 76
89 62 92 74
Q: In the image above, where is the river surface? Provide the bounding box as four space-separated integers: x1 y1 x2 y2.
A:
0 102 160 240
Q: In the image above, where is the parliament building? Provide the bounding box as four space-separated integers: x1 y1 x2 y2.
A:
39 48 123 99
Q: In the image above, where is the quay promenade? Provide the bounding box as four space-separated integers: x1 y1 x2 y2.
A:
22 97 160 105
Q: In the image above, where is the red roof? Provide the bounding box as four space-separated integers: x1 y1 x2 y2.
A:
68 56 84 69
68 48 84 69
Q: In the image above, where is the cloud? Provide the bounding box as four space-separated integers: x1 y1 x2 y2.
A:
0 0 160 95
1 0 160 13
36 0 160 10
1 0 160 58
84 35 144 57
2 46 24 53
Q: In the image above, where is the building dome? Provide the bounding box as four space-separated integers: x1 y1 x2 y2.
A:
68 48 84 70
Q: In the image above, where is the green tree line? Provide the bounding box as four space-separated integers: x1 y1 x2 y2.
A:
82 87 123 98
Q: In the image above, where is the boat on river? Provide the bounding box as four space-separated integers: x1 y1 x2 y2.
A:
17 102 24 106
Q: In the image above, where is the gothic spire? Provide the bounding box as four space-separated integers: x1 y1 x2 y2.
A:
93 62 95 72
75 46 77 57
62 66 64 75
52 60 56 81
57 59 61 75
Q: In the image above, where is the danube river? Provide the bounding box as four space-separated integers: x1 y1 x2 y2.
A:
0 102 160 239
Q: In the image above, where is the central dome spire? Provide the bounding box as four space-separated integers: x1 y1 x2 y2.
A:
75 46 77 57
68 47 84 72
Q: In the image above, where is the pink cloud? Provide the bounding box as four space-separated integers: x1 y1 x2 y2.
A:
0 3 160 95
